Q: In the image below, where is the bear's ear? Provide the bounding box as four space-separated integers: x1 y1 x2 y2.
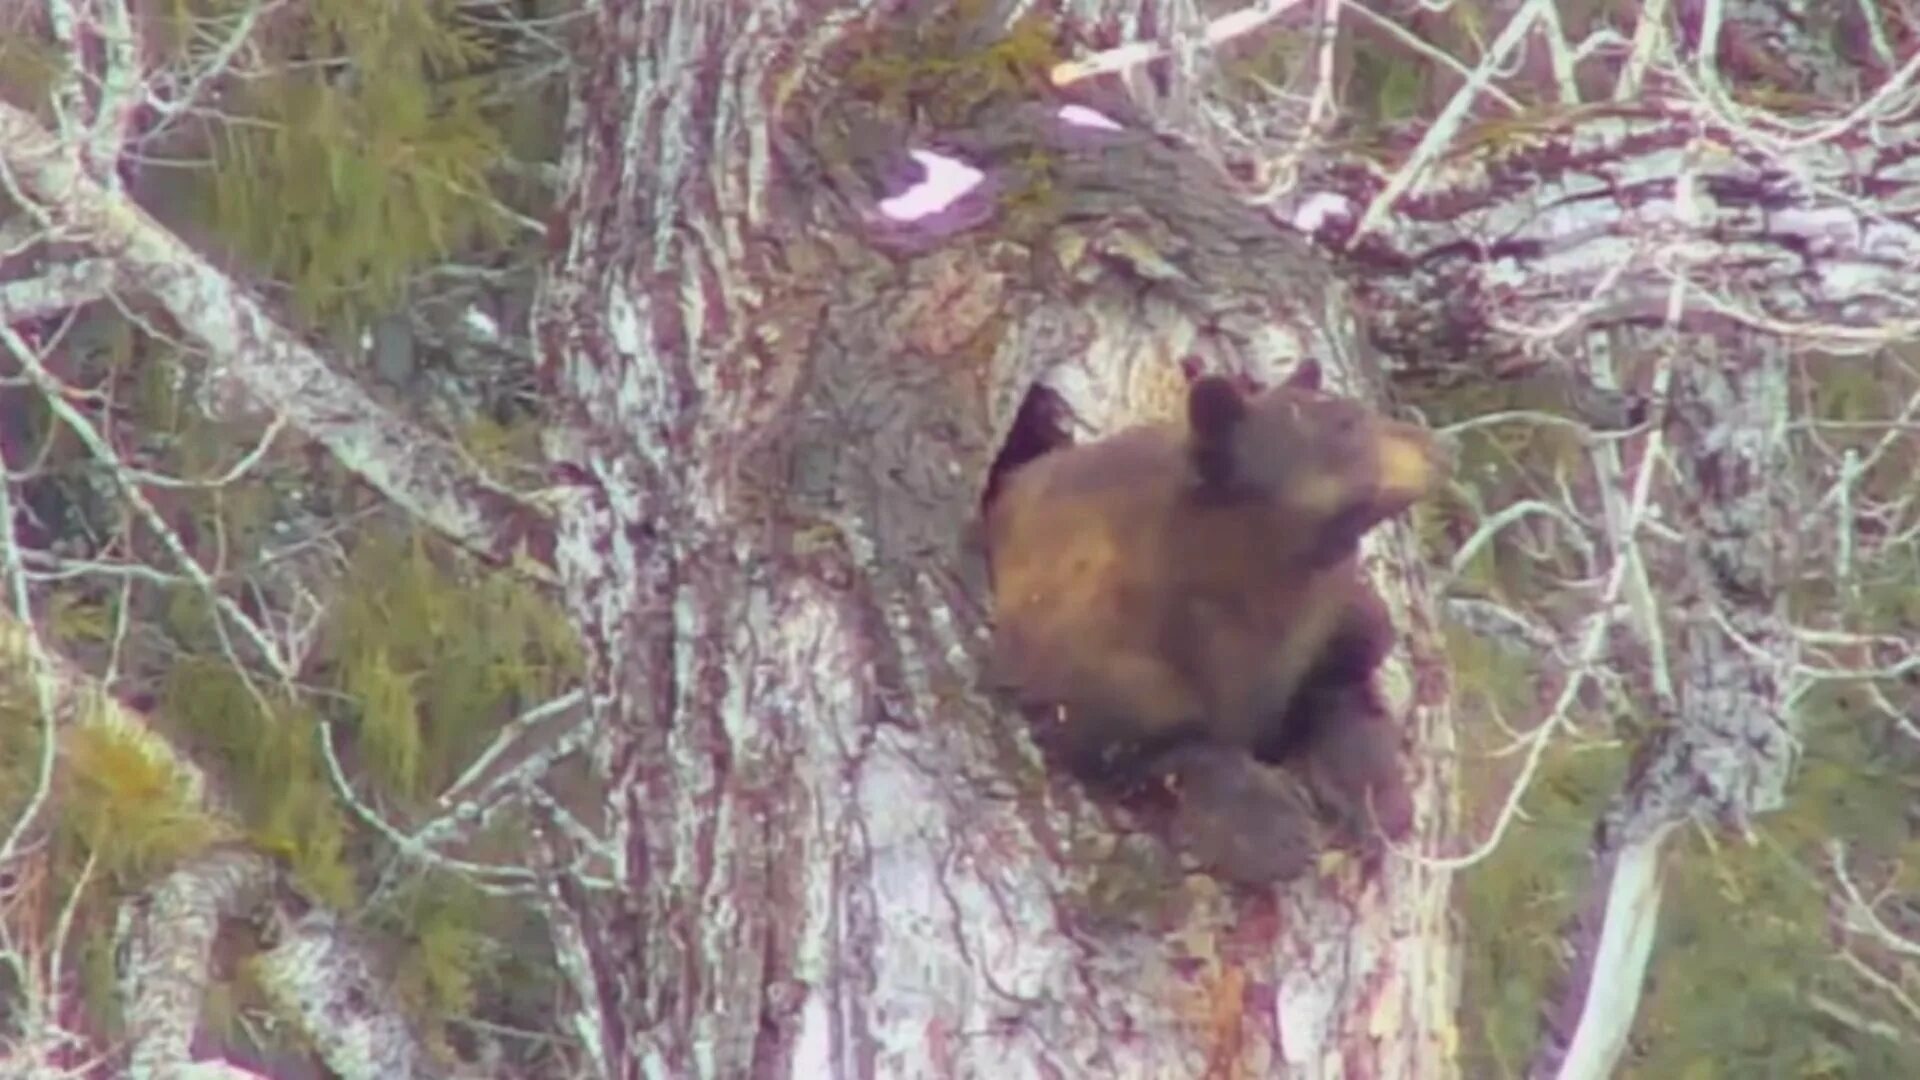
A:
1283 360 1323 392
1189 376 1247 437
1188 376 1247 490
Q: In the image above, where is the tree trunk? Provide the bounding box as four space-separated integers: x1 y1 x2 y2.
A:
8 0 1915 1075
532 2 1457 1077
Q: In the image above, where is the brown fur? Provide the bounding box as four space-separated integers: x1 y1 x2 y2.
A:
984 363 1441 799
1160 743 1320 885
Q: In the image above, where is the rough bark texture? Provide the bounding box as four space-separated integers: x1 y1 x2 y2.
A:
118 848 276 1077
524 0 1920 1066
1298 102 1920 368
1529 336 1801 1080
1244 54 1919 1080
252 908 451 1079
8 0 1909 1074
532 2 1456 1077
0 609 448 1077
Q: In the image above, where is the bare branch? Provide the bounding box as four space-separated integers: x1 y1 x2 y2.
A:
0 102 555 573
0 259 127 322
1352 0 1554 239
118 848 277 1078
252 907 449 1079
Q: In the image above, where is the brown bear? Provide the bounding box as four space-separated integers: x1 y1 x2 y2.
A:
1158 741 1323 886
982 361 1440 873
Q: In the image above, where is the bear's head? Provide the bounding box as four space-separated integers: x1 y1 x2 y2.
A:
1187 361 1443 562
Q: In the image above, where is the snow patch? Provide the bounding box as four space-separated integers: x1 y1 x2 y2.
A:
879 150 986 221
1057 104 1123 131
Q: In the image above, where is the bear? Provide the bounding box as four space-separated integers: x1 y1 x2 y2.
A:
981 360 1441 870
1158 741 1322 886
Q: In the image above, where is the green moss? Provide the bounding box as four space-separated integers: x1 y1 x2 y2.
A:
999 148 1068 237
1074 833 1189 928
59 703 229 886
844 2 1063 127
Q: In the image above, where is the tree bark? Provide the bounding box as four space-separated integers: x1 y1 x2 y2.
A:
7 0 1918 1075
533 3 1456 1077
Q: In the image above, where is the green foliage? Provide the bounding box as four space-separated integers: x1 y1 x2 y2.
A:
58 701 229 886
322 528 581 806
1441 624 1536 723
1785 687 1920 853
1448 0 1490 50
1415 363 1637 1075
458 415 548 478
1455 723 1625 1077
161 660 358 907
0 1 573 1060
0 691 39 821
389 876 497 1018
0 690 168 1046
261 764 359 908
78 926 123 1038
197 0 509 325
1433 348 1920 1074
346 646 424 798
411 914 490 1016
131 352 190 436
1339 37 1433 134
1807 362 1883 424
371 868 553 1054
1361 43 1427 123
1623 836 1829 1078
159 583 222 653
0 32 61 110
1800 353 1920 509
45 589 113 647
1216 31 1312 101
845 1 1062 126
1622 804 1920 1078
1407 371 1595 610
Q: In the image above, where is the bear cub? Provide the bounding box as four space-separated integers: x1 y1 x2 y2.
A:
982 361 1442 882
